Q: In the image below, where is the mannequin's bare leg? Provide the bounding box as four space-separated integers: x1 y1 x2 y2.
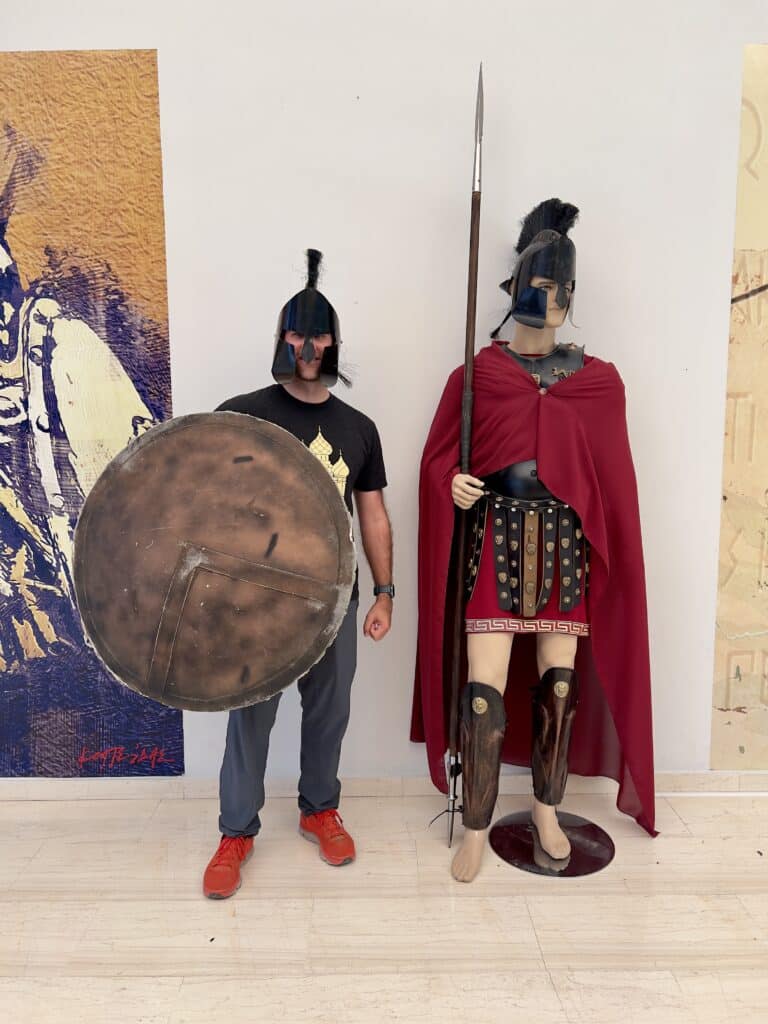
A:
531 633 578 859
451 632 513 883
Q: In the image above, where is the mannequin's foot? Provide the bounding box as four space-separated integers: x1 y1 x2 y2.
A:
531 798 571 860
451 828 488 882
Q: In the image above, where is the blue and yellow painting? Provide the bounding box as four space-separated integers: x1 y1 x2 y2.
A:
0 50 183 775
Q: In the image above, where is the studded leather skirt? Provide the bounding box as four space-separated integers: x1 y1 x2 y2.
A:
464 492 591 635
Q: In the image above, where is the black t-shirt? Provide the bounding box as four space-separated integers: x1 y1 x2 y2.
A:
216 385 387 599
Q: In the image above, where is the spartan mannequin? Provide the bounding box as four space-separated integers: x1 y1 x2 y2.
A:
413 199 656 882
453 200 583 879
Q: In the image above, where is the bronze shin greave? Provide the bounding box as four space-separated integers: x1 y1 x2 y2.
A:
460 682 507 830
531 667 579 806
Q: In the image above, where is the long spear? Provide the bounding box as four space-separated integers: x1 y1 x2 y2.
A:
446 64 483 846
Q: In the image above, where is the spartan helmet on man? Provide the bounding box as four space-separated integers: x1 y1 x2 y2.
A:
271 249 343 387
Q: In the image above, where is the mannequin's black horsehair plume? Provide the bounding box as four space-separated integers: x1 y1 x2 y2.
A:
515 198 579 253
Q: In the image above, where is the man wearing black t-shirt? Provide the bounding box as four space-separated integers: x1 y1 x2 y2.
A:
203 251 393 898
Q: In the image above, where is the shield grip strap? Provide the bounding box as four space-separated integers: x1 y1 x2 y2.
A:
146 542 338 700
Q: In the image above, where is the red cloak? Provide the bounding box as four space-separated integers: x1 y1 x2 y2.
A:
411 341 657 836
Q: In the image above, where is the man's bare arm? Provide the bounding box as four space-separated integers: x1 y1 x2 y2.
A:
354 489 393 641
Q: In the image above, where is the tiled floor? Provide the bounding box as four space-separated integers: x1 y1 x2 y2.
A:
2 792 767 1022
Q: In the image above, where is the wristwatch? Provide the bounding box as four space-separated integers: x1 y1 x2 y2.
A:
373 583 395 599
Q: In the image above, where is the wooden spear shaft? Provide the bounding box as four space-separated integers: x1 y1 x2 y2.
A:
446 64 483 846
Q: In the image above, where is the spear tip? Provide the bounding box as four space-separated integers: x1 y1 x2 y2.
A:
473 63 484 190
475 63 484 144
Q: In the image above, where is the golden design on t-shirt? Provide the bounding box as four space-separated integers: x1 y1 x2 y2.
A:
307 429 350 498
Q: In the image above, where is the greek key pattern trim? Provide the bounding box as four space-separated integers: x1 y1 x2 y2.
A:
465 617 590 636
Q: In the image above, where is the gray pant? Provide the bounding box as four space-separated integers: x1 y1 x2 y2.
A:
218 600 358 837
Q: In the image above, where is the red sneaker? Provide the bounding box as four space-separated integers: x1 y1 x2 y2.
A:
299 809 356 866
203 835 254 899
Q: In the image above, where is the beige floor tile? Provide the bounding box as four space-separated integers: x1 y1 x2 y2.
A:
550 970 697 1024
620 833 768 895
3 792 768 1023
1 838 44 886
665 796 768 837
737 892 768 932
168 971 566 1024
337 777 406 798
674 969 768 1023
140 796 219 840
555 969 768 1024
0 898 311 977
307 895 542 974
0 777 183 801
12 831 418 903
9 837 198 902
526 893 768 969
343 793 480 837
0 976 182 1024
0 797 161 842
226 833 420 900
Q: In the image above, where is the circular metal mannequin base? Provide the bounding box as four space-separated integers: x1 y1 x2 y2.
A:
489 811 615 877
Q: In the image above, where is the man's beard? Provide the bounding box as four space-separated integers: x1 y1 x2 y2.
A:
296 360 321 380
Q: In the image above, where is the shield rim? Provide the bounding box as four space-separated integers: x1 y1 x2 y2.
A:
73 412 355 711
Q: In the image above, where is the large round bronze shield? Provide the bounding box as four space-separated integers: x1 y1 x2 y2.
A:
73 413 355 711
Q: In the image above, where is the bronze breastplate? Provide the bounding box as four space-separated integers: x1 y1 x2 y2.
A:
503 341 585 390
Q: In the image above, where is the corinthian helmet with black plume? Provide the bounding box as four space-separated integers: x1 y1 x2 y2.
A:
492 198 579 334
272 249 345 387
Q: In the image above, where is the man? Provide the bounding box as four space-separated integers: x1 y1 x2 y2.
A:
203 249 394 899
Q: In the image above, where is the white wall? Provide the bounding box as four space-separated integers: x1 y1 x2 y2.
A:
8 0 768 780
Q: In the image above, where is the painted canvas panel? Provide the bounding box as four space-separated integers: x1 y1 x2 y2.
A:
711 46 768 769
0 50 183 775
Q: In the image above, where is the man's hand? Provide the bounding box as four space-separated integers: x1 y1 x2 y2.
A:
363 596 392 641
451 473 486 510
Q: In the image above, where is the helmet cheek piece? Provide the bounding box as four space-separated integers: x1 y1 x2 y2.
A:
509 232 576 330
318 342 339 388
511 284 549 329
271 320 298 384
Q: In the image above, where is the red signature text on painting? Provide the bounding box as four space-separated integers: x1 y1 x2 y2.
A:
76 744 175 770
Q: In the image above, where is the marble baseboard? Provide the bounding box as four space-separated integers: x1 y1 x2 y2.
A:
0 771 767 801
